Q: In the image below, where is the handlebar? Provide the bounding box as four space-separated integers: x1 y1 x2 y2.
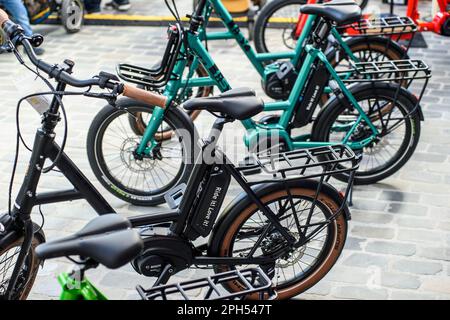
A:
0 9 167 108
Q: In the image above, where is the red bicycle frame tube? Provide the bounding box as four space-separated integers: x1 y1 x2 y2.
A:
293 0 371 39
294 0 318 39
407 0 449 33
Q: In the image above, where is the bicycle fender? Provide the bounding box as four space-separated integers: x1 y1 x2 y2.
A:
0 214 46 252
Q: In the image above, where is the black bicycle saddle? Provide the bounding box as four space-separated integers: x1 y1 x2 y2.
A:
35 215 143 269
183 88 264 120
300 0 362 26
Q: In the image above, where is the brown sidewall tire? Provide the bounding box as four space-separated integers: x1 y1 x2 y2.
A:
217 188 347 300
0 236 42 300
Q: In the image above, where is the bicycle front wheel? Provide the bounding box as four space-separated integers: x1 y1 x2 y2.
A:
0 232 44 300
87 99 196 206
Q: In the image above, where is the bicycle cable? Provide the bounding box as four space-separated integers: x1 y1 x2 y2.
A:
7 44 90 215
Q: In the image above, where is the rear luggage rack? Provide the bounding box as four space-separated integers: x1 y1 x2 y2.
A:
238 145 360 221
238 145 359 185
338 59 430 121
137 267 276 300
339 59 431 83
339 16 417 37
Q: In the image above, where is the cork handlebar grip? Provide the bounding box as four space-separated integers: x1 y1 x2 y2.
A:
0 9 9 28
122 84 167 108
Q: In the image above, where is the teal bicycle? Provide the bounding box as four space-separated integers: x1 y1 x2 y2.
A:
87 0 429 206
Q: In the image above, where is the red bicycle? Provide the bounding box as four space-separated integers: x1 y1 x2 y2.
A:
253 0 416 54
405 0 450 35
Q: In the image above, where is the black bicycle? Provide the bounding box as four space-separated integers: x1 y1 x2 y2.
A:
0 10 358 300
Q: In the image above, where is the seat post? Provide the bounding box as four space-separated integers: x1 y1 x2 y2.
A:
311 18 331 49
203 117 233 153
68 258 98 282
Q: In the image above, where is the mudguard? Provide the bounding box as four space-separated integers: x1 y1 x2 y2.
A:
325 35 409 63
311 82 425 137
0 214 46 252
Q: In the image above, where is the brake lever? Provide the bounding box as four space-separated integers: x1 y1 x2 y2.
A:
83 91 117 100
85 90 120 107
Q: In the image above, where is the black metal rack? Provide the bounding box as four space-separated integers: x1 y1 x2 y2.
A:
116 23 184 89
339 59 431 83
338 59 431 111
137 267 276 300
339 16 417 37
238 145 359 185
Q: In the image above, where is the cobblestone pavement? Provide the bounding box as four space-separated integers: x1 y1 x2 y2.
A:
0 1 449 300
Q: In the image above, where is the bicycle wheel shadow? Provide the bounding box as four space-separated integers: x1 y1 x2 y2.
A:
351 182 414 214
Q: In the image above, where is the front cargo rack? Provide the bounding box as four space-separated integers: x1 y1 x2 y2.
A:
137 267 276 300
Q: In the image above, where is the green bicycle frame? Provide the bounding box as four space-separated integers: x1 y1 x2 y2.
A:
58 272 107 300
137 0 377 155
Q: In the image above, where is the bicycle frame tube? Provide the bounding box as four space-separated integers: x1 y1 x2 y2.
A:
58 273 107 300
330 27 359 63
135 2 379 154
312 45 379 147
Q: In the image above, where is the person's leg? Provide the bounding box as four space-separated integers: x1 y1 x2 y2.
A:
108 0 131 12
1 0 33 36
84 0 101 14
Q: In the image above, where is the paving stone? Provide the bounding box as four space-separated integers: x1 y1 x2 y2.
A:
324 266 371 284
99 270 147 290
343 253 389 269
397 228 443 243
387 203 428 216
392 259 443 275
0 0 444 301
352 199 388 212
378 190 420 203
366 241 416 256
351 210 394 224
395 217 436 230
421 278 450 295
304 280 332 296
351 225 395 239
390 291 440 300
333 286 388 300
343 237 365 251
380 272 421 289
417 247 450 262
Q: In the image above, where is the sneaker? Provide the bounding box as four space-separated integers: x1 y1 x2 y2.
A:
105 0 131 12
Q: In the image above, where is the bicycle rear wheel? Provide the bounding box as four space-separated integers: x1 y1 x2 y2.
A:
209 180 348 299
312 82 421 185
254 0 306 54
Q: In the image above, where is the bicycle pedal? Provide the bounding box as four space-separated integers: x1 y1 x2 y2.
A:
164 183 186 209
